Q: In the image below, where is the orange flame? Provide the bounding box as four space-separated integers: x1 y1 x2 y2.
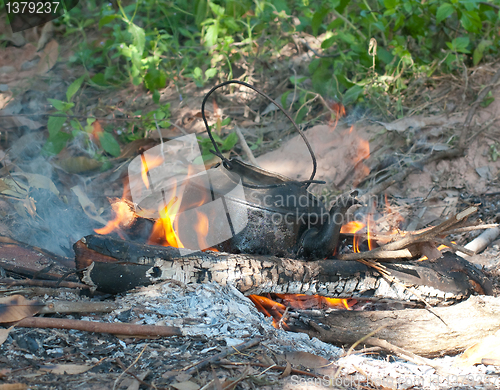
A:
340 221 365 234
340 221 365 253
328 101 346 130
148 195 184 248
195 211 209 250
140 153 164 189
350 126 371 187
95 198 136 236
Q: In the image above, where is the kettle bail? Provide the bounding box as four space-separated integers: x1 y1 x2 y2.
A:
201 80 319 187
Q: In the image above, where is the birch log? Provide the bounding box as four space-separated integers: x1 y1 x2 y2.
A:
295 295 500 357
74 235 492 303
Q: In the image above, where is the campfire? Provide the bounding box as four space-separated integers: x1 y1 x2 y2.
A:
2 78 500 390
70 82 494 357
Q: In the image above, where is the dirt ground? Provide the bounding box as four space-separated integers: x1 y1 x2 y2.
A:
1 20 500 390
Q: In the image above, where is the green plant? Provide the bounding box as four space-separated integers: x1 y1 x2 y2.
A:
196 119 238 163
44 76 121 158
490 143 499 162
306 0 500 114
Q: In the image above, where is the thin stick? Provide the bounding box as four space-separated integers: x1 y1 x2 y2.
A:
15 317 182 337
366 337 440 369
40 301 119 314
337 248 413 261
234 125 259 166
113 344 148 390
0 279 88 289
443 224 499 234
215 361 323 379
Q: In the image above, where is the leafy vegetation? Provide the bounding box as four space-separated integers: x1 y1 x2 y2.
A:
36 0 500 156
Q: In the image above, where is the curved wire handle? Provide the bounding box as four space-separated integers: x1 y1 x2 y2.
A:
201 80 318 185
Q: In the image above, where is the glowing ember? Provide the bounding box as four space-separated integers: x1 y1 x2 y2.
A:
248 295 287 329
249 294 356 329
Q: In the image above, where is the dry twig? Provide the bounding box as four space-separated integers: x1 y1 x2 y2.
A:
15 317 182 337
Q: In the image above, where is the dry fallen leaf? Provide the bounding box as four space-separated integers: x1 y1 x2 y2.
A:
278 361 292 379
36 22 54 51
0 383 28 390
56 156 103 174
39 364 92 375
171 381 200 390
376 114 463 133
0 326 14 346
0 116 43 131
35 39 58 74
11 172 59 196
71 185 107 224
284 351 330 369
0 295 44 323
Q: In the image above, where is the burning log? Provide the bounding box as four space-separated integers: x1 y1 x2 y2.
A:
74 235 491 304
293 295 500 357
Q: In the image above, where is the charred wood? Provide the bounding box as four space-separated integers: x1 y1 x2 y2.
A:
74 235 492 304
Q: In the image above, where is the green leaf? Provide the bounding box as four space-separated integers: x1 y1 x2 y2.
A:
90 73 107 86
98 14 120 29
311 6 329 36
342 85 364 105
211 132 223 143
152 89 160 104
208 2 225 17
327 18 343 30
195 0 207 27
436 3 454 23
281 90 292 107
48 99 74 112
193 67 202 79
383 0 398 9
337 31 356 44
290 75 307 85
460 0 480 11
204 21 219 47
372 21 386 32
144 68 167 91
205 68 217 79
66 75 85 101
447 36 470 53
99 132 121 157
460 10 482 32
43 132 71 155
221 132 238 151
47 116 67 137
473 40 492 65
127 23 145 55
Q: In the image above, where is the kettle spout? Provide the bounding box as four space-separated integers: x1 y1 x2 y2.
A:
299 197 357 260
